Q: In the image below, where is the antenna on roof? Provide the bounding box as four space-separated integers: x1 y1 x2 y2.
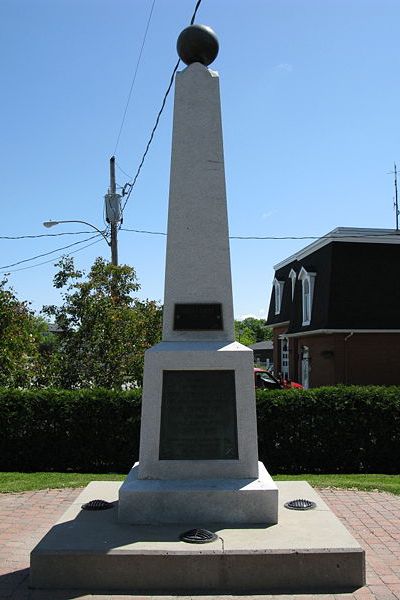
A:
388 163 399 231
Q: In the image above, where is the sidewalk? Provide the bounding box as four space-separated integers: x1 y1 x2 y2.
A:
0 486 399 600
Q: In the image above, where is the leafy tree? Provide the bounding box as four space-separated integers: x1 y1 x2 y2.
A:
0 278 46 387
234 317 272 347
42 257 162 389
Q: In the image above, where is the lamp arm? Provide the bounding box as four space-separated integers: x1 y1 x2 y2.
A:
43 220 111 247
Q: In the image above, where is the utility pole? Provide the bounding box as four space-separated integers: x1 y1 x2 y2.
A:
394 163 399 232
105 156 122 265
110 157 118 266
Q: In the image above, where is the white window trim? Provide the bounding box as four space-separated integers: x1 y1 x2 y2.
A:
289 268 297 300
298 267 316 326
273 278 285 315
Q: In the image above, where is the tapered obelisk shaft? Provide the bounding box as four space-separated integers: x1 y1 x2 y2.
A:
162 62 234 342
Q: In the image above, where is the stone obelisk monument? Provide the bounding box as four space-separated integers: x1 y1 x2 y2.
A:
31 26 365 594
119 25 278 524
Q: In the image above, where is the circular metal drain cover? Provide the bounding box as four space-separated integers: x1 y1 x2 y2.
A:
180 528 218 544
81 499 113 511
284 498 316 511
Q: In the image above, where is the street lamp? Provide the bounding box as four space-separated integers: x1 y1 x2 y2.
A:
43 219 118 265
43 158 121 265
43 220 110 246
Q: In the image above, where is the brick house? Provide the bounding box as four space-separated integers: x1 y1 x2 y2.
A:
266 227 400 388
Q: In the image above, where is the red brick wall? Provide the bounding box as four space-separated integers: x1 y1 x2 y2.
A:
341 333 400 385
293 332 400 387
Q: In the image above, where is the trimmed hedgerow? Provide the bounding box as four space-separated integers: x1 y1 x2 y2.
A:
0 388 141 472
0 385 399 473
256 386 400 474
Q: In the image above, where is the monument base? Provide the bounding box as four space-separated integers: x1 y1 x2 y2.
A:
118 461 278 524
138 341 260 481
30 481 365 593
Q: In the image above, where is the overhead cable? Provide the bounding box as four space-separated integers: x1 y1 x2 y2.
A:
0 237 104 275
120 0 203 216
113 0 157 155
0 234 102 270
3 228 400 243
121 227 166 236
119 228 400 240
0 230 98 240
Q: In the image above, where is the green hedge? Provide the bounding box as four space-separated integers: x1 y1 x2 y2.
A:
0 388 141 472
257 386 400 474
1 386 399 473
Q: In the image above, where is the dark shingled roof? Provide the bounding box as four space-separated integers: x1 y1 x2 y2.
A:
267 240 400 333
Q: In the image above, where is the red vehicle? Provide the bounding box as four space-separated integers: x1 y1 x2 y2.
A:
254 368 303 390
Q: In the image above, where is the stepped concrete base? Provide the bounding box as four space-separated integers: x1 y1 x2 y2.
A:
119 461 278 524
30 481 365 593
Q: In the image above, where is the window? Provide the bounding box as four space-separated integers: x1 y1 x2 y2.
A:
289 269 297 300
298 267 316 326
303 278 310 322
273 278 284 315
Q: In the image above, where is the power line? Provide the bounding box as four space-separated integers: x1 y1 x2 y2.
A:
120 59 180 213
0 230 99 240
121 227 166 236
0 234 102 270
115 161 132 180
120 0 203 216
0 237 104 275
113 0 156 155
230 232 400 239
119 228 400 240
3 227 400 245
3 229 399 275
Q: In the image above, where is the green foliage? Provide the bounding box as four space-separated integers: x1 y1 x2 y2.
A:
0 387 142 472
273 473 400 495
0 278 48 387
0 385 399 473
0 472 125 493
256 385 400 474
42 257 162 388
234 317 272 346
1 472 399 494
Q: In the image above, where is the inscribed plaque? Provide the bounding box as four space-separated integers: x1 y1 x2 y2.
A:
173 303 223 330
159 370 238 460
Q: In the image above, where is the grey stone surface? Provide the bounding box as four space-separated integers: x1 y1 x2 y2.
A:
120 61 277 522
118 462 278 525
30 481 365 592
162 62 234 343
137 341 259 480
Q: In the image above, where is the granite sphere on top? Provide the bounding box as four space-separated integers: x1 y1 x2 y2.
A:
177 24 219 66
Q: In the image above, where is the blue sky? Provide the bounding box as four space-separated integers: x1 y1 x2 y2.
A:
1 0 400 320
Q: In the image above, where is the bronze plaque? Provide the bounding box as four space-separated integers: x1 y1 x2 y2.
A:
173 303 223 330
159 370 238 460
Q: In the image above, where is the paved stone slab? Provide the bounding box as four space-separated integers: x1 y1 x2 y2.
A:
30 481 364 593
1 485 399 599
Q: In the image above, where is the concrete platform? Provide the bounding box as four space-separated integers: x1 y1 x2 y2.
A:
30 480 365 593
119 461 278 524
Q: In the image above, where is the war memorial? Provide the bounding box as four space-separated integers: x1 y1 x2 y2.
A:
30 25 365 593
